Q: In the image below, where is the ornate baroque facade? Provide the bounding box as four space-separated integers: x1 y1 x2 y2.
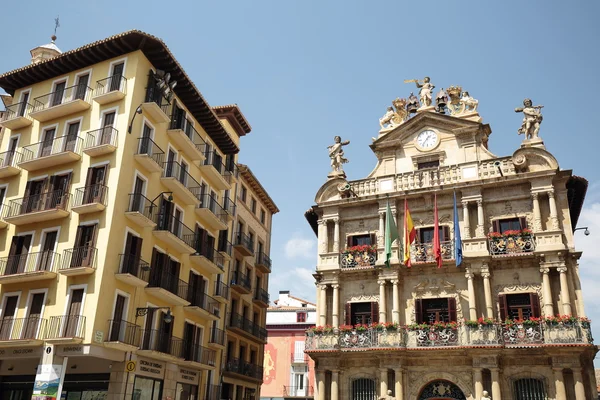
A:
304 82 594 400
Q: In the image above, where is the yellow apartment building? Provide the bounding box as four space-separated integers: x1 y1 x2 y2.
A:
0 30 275 400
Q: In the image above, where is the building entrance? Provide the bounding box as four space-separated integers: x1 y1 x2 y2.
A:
351 378 376 400
417 380 466 400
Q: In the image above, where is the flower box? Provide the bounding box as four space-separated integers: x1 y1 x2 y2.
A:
340 246 377 268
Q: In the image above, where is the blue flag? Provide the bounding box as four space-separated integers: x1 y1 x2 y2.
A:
453 191 463 267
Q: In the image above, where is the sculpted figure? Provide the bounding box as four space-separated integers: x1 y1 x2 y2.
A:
413 76 435 107
379 106 397 129
515 98 544 139
460 91 479 112
406 92 420 114
481 390 492 400
380 389 394 400
328 136 350 176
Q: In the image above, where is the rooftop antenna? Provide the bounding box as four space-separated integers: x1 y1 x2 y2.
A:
52 16 60 42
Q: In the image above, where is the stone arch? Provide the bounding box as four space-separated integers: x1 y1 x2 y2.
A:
417 379 467 400
409 372 472 399
314 177 348 203
504 370 553 399
512 146 559 173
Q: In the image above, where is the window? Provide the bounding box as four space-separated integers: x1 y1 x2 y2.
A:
0 295 19 340
296 312 307 323
250 197 257 213
346 302 378 325
260 209 266 224
417 160 440 170
414 297 457 323
493 217 527 234
417 226 450 243
347 234 376 247
133 376 163 400
513 378 546 400
240 185 247 202
499 293 540 321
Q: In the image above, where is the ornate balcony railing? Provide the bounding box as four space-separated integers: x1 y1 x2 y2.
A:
488 232 536 256
0 251 60 276
136 137 165 166
224 358 264 380
340 247 377 268
73 184 108 207
107 319 139 345
85 127 118 150
502 322 544 345
118 254 151 283
95 75 127 96
0 317 46 341
169 117 206 153
410 240 454 263
406 326 459 347
6 190 71 218
32 84 92 112
283 386 314 397
21 134 83 162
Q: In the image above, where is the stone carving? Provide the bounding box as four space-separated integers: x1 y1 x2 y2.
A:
460 91 479 112
447 86 479 116
406 92 420 114
494 283 543 304
413 278 456 294
409 372 471 399
515 98 544 140
406 77 435 107
379 107 397 129
481 390 491 400
337 180 354 199
380 389 394 400
328 136 350 178
379 98 408 131
349 295 380 302
435 88 448 113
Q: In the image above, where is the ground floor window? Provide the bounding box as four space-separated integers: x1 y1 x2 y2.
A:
62 373 110 400
132 375 163 400
0 375 35 400
351 378 376 400
175 382 198 400
513 378 546 400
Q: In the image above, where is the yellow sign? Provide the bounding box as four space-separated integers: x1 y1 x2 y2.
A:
126 361 136 372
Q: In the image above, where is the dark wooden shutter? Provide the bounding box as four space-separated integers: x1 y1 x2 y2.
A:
519 217 528 230
113 295 126 321
530 293 540 318
492 220 501 233
370 302 379 323
345 303 351 325
442 226 450 242
369 234 376 246
124 233 134 259
134 236 143 260
447 297 457 322
414 299 423 323
498 294 507 321
84 167 94 187
346 236 352 248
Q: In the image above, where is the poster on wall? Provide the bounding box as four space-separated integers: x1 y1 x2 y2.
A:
31 364 63 400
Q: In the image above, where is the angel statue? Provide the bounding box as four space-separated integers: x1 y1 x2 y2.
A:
327 136 350 177
515 98 544 140
405 76 435 107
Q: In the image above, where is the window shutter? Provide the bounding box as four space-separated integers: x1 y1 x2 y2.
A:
492 220 501 233
347 236 352 248
519 217 528 230
134 236 143 260
124 233 134 258
414 299 423 323
530 293 541 318
498 294 507 321
371 302 379 323
369 233 377 246
345 303 351 325
447 297 457 322
442 226 450 242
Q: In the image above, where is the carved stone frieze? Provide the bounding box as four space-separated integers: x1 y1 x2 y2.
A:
494 283 543 304
408 371 473 398
348 294 380 302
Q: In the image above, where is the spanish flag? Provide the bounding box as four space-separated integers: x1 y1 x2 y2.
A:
403 198 416 267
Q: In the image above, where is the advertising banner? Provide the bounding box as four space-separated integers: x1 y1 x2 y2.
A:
31 364 63 400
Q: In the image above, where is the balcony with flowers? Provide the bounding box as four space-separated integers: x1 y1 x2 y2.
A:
340 245 377 269
488 229 535 256
406 321 459 347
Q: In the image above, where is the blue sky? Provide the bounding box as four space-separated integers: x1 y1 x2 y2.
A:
2 0 600 338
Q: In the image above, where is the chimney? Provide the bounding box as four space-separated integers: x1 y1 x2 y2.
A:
30 35 62 65
278 291 290 305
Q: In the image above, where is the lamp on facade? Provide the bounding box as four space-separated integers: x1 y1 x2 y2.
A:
127 105 143 134
135 307 172 325
574 227 590 236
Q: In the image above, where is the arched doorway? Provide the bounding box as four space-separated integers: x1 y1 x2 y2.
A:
351 378 377 400
418 380 466 400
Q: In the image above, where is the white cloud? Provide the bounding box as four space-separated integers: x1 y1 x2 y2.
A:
269 266 316 303
284 236 316 259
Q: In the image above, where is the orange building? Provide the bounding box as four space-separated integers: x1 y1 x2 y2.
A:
261 291 316 400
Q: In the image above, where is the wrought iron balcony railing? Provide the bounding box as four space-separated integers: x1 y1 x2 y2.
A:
233 232 254 254
194 243 226 272
188 291 220 317
118 254 151 283
136 137 165 166
154 213 197 250
138 329 183 358
224 357 264 380
0 251 60 276
1 101 33 122
145 85 170 115
229 312 267 341
223 197 236 217
410 240 454 264
214 281 230 300
32 84 92 112
210 327 226 346
162 161 202 197
46 315 86 339
95 75 127 96
218 237 233 257
488 233 536 256
0 317 46 341
169 117 206 153
6 190 71 218
203 150 232 183
283 386 314 397
0 150 22 168
230 270 251 291
84 127 118 150
197 193 228 225
148 269 189 301
73 184 108 207
21 134 83 162
107 319 139 345
254 287 270 305
183 342 216 366
127 193 157 221
340 248 377 268
256 252 272 271
61 246 97 270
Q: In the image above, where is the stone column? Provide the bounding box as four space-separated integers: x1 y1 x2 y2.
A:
316 370 326 400
573 368 586 400
462 201 471 239
473 368 483 400
540 267 554 316
379 211 385 247
482 268 494 319
548 190 559 230
379 280 387 323
394 368 404 400
531 192 543 232
391 279 400 324
317 220 327 254
553 368 567 400
379 368 388 397
489 368 502 400
466 270 477 320
333 218 340 253
319 284 328 326
315 284 321 323
557 266 572 315
331 370 339 400
332 284 340 327
476 199 485 237
571 259 586 317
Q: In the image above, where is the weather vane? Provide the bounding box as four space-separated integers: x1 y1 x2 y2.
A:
52 16 60 40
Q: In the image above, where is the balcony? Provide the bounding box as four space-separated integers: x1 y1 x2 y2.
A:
72 184 108 214
0 317 47 346
0 251 59 284
253 287 270 308
190 247 226 275
218 238 233 260
488 231 536 257
186 292 220 320
230 271 252 294
199 150 232 190
0 101 33 130
59 246 97 276
283 386 314 398
205 385 221 400
167 118 206 161
46 315 85 344
209 327 226 347
290 352 309 363
161 161 201 206
104 319 140 352
0 151 22 178
83 127 118 157
214 281 230 301
4 190 71 226
146 270 190 306
195 194 228 231
223 197 236 220
30 84 92 122
153 213 196 254
182 342 217 368
93 75 127 105
233 232 254 257
224 357 264 381
115 254 150 288
135 137 165 173
410 240 455 265
19 134 83 171
138 329 184 361
142 86 171 124
255 252 272 273
340 246 377 270
126 193 157 228
0 205 6 229
228 312 268 342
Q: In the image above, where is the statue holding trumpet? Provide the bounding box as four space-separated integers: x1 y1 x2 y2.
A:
405 77 435 107
515 98 544 140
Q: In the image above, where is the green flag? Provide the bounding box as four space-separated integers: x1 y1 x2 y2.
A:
385 200 399 267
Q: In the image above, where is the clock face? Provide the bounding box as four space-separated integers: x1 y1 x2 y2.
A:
416 130 438 149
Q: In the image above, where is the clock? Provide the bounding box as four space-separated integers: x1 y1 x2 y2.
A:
416 130 439 150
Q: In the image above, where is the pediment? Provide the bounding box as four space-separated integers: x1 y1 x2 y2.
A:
512 145 559 173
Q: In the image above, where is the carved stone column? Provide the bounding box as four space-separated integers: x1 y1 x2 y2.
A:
553 368 567 400
378 211 385 247
319 284 328 326
573 368 586 400
318 220 328 254
571 257 586 317
531 192 543 232
466 270 477 320
333 218 340 253
473 368 483 400
394 368 404 400
378 280 387 323
462 201 471 239
379 368 388 398
332 284 340 327
557 266 572 315
316 370 326 400
391 279 400 324
548 190 560 230
540 267 554 316
331 370 339 400
482 267 494 319
476 199 485 237
490 368 502 400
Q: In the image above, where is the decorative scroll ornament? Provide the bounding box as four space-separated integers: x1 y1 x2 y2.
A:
418 380 467 400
